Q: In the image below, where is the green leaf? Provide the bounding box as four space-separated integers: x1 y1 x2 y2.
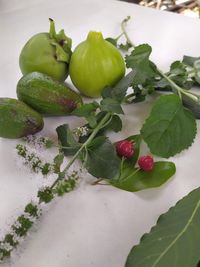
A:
101 70 136 102
105 115 122 133
72 102 99 128
183 55 200 66
141 94 197 158
56 124 81 156
71 102 99 117
125 44 156 84
168 61 193 89
111 161 175 192
193 59 200 84
182 94 200 119
119 41 132 51
105 37 117 47
85 137 121 179
125 187 200 267
100 98 124 114
53 153 64 173
126 135 141 166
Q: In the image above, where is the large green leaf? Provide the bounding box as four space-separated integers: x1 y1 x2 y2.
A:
141 94 197 158
111 161 175 192
125 187 200 267
85 137 120 179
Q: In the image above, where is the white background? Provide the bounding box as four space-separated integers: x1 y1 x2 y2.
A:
0 0 200 266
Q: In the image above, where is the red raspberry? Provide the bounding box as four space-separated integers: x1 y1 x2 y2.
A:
138 155 154 172
116 140 134 159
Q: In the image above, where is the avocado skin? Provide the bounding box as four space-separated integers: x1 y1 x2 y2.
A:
0 98 44 139
17 72 83 116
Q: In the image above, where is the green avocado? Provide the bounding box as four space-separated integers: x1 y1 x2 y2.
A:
17 72 83 116
0 98 44 139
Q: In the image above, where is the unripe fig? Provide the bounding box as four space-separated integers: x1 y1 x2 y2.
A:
19 19 72 82
69 31 125 97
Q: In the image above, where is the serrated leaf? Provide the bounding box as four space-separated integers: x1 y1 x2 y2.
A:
100 98 124 114
111 161 175 192
141 94 197 158
71 102 99 117
125 44 156 84
125 187 200 267
101 70 136 102
85 138 121 179
56 124 81 156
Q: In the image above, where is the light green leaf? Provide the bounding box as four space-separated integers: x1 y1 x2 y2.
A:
141 94 197 158
125 187 200 267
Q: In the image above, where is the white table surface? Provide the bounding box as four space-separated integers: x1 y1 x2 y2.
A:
1 1 200 266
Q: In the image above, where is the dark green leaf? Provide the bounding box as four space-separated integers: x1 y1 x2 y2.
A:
126 135 142 166
168 61 194 89
105 37 117 47
85 138 121 179
119 41 132 51
71 102 99 117
141 94 197 158
86 115 97 128
100 98 124 114
101 70 136 102
111 161 175 192
125 187 200 267
105 115 122 133
193 59 200 84
125 44 156 84
182 94 200 119
88 136 107 148
183 55 200 66
56 124 81 156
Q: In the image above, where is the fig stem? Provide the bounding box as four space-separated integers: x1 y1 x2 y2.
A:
121 16 135 48
49 18 56 39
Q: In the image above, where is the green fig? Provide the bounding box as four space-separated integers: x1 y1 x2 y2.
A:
19 19 72 82
69 31 125 97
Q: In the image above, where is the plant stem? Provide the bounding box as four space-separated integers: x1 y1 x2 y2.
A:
121 16 200 105
158 68 200 103
121 16 136 48
50 112 112 189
